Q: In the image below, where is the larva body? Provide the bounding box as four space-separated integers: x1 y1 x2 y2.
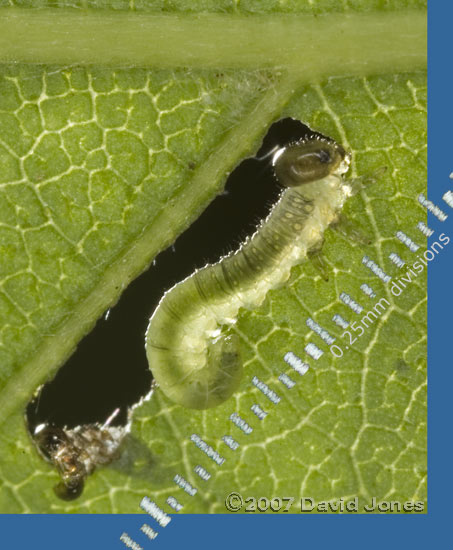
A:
146 136 353 409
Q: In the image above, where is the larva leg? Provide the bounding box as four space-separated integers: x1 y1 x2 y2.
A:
307 240 330 281
330 213 371 246
347 165 388 195
330 166 386 244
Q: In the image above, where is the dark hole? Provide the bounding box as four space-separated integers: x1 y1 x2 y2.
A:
25 118 318 433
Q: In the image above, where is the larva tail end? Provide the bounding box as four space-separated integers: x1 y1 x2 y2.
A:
148 330 243 410
181 332 242 409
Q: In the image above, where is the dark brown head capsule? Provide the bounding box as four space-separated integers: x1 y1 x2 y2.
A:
272 136 349 187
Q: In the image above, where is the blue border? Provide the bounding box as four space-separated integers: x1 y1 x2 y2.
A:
426 0 450 527
1 3 443 549
0 513 433 549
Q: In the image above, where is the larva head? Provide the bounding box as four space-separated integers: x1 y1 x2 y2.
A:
272 136 350 188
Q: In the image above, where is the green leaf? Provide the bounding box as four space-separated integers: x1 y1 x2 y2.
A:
0 1 426 513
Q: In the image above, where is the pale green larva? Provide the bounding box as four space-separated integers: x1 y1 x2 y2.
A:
145 136 353 409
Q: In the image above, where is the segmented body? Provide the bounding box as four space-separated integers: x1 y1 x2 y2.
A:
146 136 353 409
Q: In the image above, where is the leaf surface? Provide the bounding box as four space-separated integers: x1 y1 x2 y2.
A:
0 0 426 513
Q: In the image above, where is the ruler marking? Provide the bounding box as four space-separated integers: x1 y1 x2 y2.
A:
251 404 268 419
284 351 309 375
252 376 281 404
190 434 225 466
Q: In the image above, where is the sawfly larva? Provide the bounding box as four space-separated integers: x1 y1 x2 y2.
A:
146 135 358 409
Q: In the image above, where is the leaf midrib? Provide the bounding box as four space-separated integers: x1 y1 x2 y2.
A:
0 8 426 74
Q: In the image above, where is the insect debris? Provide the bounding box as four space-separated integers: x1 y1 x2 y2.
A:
32 408 128 500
